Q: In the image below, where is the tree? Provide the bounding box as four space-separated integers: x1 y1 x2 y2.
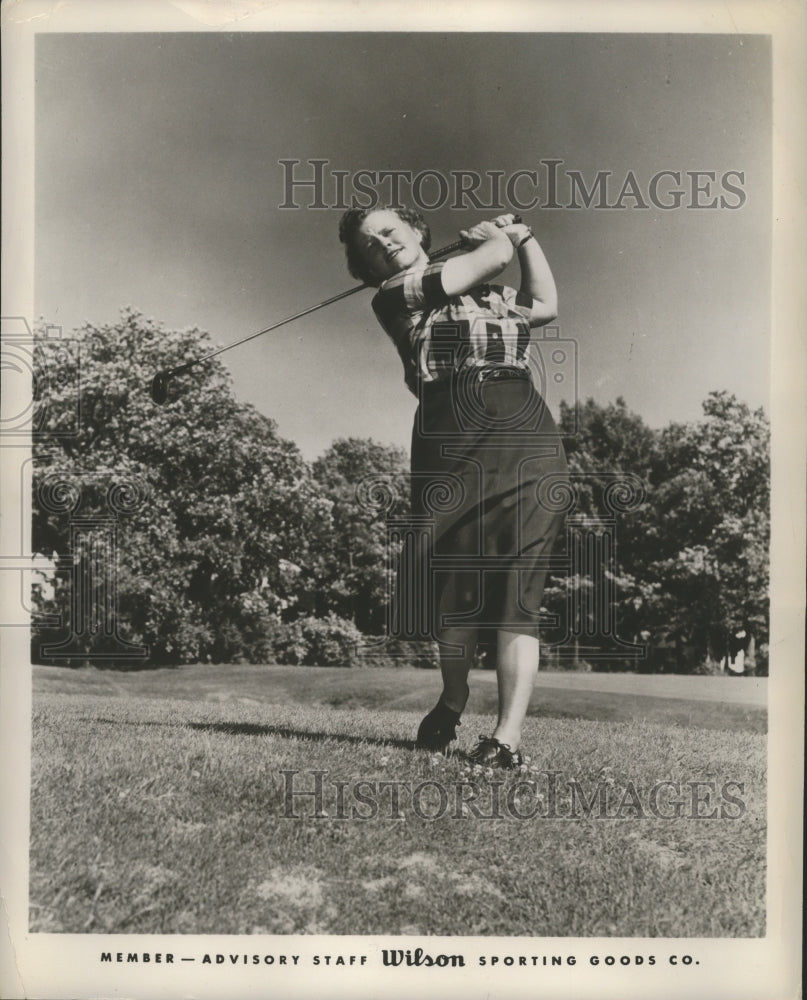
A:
544 393 769 673
642 392 770 671
541 398 660 666
311 438 410 634
32 309 331 665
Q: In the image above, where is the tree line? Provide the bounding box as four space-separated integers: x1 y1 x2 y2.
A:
31 311 769 674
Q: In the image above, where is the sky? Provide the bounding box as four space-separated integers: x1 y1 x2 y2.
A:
35 31 771 459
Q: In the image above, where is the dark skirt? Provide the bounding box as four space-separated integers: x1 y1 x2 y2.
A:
393 371 570 643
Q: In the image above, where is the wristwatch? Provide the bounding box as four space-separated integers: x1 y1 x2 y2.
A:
516 228 535 250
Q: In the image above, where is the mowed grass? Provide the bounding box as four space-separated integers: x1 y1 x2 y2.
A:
32 662 768 732
30 666 766 937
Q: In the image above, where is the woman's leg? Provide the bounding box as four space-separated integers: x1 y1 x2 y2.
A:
490 629 540 750
415 626 475 751
436 626 476 713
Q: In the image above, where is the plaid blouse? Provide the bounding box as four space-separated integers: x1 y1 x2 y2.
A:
371 260 539 396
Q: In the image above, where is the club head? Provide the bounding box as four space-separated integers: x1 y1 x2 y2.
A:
150 371 170 405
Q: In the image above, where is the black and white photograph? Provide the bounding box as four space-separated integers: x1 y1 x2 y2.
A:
0 1 803 998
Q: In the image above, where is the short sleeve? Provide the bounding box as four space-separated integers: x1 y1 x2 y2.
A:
377 261 450 315
371 262 452 396
491 284 541 321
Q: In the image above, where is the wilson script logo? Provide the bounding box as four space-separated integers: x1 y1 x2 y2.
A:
381 948 465 968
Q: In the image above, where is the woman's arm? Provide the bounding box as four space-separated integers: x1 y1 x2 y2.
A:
503 221 558 327
440 221 514 297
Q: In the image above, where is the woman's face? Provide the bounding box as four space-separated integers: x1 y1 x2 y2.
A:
356 210 428 282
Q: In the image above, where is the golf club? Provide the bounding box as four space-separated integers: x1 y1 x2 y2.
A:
149 218 522 405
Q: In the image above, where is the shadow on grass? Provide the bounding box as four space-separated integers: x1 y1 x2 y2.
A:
90 717 416 751
189 721 416 751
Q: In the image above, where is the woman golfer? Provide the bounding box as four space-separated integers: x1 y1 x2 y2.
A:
339 207 569 769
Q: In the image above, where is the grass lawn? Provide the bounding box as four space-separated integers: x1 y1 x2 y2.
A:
29 664 766 937
33 662 768 732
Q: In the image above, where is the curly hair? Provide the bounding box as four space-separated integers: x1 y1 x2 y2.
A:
338 206 432 287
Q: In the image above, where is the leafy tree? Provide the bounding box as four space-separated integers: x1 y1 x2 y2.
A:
643 392 770 672
311 438 410 634
560 397 659 500
541 398 659 665
32 309 331 666
545 393 769 673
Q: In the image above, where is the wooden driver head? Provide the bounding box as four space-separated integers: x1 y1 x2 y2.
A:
150 371 170 405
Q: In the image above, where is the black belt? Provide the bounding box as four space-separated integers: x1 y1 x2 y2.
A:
468 366 531 384
422 366 532 391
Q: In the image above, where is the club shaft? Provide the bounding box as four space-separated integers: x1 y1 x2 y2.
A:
167 236 467 377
